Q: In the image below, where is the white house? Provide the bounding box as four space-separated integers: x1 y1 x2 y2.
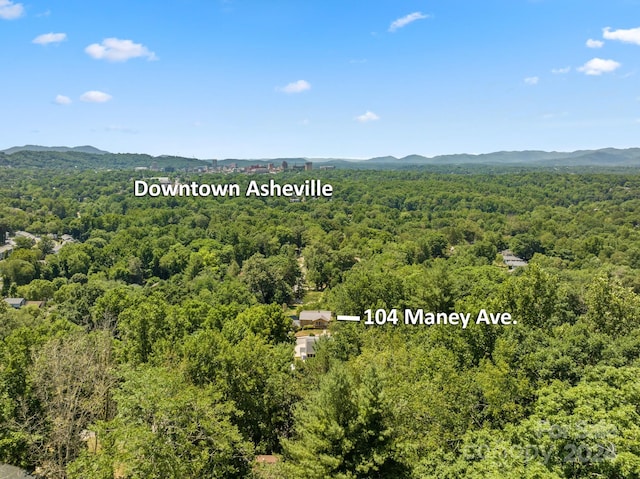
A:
294 335 324 361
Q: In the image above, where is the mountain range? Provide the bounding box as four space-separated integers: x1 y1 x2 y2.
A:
1 145 109 155
2 145 640 170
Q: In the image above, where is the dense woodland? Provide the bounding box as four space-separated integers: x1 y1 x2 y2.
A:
0 150 206 170
1 167 640 478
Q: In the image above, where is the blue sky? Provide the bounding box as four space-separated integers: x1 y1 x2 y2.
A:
2 0 640 158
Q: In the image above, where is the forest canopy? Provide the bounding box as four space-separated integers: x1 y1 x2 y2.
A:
1 166 640 478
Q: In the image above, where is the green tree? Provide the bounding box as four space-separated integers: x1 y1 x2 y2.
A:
223 303 293 345
585 274 640 336
16 279 56 301
14 236 34 250
241 253 298 305
225 335 299 452
37 235 55 257
68 366 253 479
510 234 544 261
327 267 405 316
0 259 36 286
117 295 169 363
283 365 409 478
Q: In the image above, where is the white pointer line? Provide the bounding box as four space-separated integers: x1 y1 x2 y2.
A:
337 315 361 322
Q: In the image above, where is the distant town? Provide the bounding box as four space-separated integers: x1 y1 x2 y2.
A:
133 159 336 175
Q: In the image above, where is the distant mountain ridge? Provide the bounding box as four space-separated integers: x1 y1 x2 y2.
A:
360 148 640 165
219 148 640 167
1 145 110 155
2 145 640 170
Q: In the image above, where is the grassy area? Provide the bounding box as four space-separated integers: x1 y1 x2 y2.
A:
284 290 325 317
302 290 323 304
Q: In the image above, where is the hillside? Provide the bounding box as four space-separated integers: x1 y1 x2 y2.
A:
1 145 110 155
0 150 209 170
3 146 640 171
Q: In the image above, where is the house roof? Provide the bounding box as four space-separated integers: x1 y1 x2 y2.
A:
15 231 38 241
500 250 528 268
4 298 25 306
299 310 332 321
296 335 321 346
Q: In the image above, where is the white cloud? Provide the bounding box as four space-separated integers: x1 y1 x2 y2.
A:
551 66 571 74
603 26 640 46
586 38 604 48
577 57 621 75
389 12 429 32
355 111 380 123
80 91 112 103
0 0 24 19
524 76 539 85
85 38 157 62
279 80 311 93
54 94 71 105
32 32 67 45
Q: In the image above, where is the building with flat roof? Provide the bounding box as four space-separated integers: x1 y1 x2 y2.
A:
294 334 329 361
